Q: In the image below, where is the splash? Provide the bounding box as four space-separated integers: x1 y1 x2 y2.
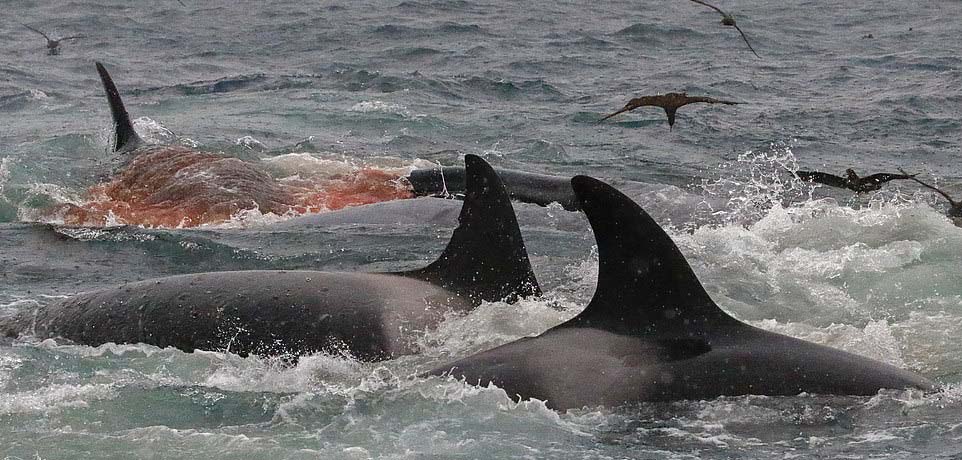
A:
235 135 266 150
0 157 12 198
32 147 416 228
695 143 815 226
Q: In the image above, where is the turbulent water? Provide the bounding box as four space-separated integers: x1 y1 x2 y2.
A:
2 0 962 458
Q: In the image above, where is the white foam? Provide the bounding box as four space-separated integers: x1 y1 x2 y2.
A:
132 116 176 144
0 382 116 415
419 296 577 360
196 203 299 229
261 152 360 178
750 318 908 367
235 135 266 150
261 152 416 180
28 89 51 102
349 100 412 117
0 156 14 198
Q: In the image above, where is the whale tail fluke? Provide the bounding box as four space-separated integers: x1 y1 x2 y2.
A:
403 154 541 303
95 62 142 152
556 175 735 335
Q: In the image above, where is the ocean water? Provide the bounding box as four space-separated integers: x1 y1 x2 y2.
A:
2 0 962 458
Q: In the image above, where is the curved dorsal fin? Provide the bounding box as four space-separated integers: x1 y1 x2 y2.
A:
558 175 735 335
95 62 142 152
402 154 541 303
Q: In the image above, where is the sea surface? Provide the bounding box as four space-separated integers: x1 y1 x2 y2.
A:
2 0 962 458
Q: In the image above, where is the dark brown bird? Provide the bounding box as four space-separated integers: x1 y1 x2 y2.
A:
22 24 84 55
796 168 916 193
600 92 740 129
688 0 761 58
900 169 962 222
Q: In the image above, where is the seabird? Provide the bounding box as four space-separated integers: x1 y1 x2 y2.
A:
688 0 761 58
22 24 84 55
796 168 916 193
600 92 739 129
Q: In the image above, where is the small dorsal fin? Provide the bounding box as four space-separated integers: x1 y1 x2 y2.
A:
95 62 142 152
557 175 735 335
402 154 541 303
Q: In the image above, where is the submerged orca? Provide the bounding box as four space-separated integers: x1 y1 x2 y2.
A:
2 155 541 360
428 175 933 410
407 166 578 211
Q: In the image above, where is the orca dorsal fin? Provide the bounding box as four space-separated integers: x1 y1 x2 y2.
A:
95 62 142 152
402 154 541 303
558 175 735 335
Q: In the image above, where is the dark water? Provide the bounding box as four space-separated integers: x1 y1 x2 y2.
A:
2 1 962 458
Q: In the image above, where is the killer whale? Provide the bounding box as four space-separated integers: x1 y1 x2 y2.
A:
428 175 934 410
407 166 579 211
97 62 143 153
2 155 541 360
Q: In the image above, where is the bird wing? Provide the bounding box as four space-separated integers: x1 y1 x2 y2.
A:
900 170 959 207
600 105 634 122
796 171 849 189
732 22 761 58
22 24 51 41
861 173 916 185
600 98 653 121
684 96 740 105
59 35 85 41
688 0 727 16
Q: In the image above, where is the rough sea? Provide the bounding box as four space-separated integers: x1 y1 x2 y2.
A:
3 0 962 458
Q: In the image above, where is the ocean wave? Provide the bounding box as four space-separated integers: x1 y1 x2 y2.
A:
371 22 489 39
612 22 706 43
0 89 59 112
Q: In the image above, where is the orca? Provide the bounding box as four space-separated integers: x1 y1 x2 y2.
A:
97 62 143 153
428 175 934 410
2 154 541 360
407 166 578 211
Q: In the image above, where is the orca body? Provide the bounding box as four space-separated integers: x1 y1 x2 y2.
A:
407 166 578 211
429 176 934 410
3 155 541 360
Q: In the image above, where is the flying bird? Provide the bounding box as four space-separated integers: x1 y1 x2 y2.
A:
688 0 761 58
600 92 740 129
795 168 917 193
22 23 84 55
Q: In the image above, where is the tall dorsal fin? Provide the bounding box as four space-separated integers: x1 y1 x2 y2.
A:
402 154 541 303
95 62 142 152
557 175 735 335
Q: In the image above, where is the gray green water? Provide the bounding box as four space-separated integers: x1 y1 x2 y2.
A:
2 0 962 458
